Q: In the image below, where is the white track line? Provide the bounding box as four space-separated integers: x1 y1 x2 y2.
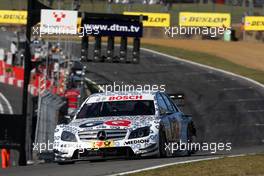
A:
0 102 4 113
142 48 264 90
0 92 14 114
107 157 222 176
108 153 257 176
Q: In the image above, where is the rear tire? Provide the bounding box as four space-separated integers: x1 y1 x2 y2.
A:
185 122 197 156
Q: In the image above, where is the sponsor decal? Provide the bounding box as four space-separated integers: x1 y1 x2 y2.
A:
79 121 104 128
179 12 231 27
0 10 27 25
105 120 131 127
244 16 264 31
40 9 78 35
63 126 78 134
93 140 114 148
54 136 60 140
124 12 170 27
108 95 143 101
124 139 149 145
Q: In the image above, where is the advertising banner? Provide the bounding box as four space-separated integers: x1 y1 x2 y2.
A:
244 16 264 31
123 12 170 27
40 9 78 35
0 10 27 25
82 20 143 37
179 12 231 27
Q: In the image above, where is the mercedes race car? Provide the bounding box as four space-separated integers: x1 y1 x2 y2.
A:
53 91 197 164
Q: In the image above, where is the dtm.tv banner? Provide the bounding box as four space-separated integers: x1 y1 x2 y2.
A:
82 20 143 37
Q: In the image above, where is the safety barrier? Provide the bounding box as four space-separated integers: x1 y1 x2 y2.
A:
34 92 67 160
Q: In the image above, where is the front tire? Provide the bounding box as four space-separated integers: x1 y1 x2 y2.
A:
182 122 197 156
158 130 169 158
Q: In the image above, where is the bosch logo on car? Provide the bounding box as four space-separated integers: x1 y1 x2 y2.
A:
108 95 143 101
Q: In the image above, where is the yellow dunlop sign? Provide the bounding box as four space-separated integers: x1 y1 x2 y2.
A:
179 12 231 27
0 10 83 27
244 16 264 31
124 12 170 27
0 10 27 25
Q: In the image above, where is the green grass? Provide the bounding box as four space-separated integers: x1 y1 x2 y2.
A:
1 0 264 24
127 154 264 176
142 43 264 84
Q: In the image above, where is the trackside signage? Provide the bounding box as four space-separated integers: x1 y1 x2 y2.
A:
179 12 231 27
244 16 264 31
83 19 143 37
123 12 170 27
0 10 27 25
40 9 78 35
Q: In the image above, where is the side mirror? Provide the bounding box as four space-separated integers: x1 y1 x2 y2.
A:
62 110 77 124
69 109 77 118
61 115 72 124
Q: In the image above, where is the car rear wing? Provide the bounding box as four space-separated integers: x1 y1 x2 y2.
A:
169 93 185 107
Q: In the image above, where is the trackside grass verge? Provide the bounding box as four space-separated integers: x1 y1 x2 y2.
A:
126 154 264 176
142 44 264 85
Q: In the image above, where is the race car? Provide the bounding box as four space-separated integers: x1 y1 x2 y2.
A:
53 91 197 164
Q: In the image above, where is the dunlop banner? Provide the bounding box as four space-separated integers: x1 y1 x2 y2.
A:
124 12 170 27
0 10 27 25
244 16 264 31
0 10 82 27
179 12 231 27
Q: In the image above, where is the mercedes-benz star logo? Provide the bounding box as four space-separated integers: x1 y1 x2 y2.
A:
97 131 107 140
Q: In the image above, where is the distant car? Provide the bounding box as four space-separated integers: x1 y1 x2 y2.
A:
53 91 197 164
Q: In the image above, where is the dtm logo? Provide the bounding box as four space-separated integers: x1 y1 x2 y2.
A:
53 12 66 22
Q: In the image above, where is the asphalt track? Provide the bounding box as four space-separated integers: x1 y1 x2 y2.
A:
1 44 264 175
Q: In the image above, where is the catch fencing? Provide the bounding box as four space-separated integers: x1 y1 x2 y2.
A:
34 91 67 160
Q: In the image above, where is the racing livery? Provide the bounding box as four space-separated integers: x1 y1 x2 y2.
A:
53 91 196 164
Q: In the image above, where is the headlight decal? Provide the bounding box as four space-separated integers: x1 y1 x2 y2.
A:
61 131 77 142
128 127 150 139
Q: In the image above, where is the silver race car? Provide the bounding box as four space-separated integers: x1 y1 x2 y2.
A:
53 91 197 164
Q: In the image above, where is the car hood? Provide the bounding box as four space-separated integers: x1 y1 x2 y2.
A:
66 115 159 131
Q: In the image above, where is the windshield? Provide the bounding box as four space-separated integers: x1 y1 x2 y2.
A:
76 100 155 119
